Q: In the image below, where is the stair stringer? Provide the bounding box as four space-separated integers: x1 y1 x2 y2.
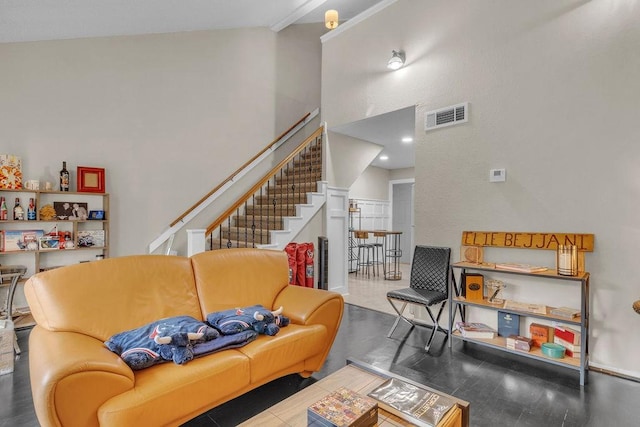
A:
256 181 327 250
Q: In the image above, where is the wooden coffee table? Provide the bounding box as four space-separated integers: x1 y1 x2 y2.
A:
239 359 469 426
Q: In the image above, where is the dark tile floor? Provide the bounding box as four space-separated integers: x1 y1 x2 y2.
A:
3 304 640 426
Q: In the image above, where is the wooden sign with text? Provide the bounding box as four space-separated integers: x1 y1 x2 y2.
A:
461 231 594 252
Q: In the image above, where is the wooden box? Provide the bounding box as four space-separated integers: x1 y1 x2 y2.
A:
463 273 484 302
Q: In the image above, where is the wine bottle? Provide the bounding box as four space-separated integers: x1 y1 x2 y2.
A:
60 161 70 192
13 198 24 220
0 197 7 220
27 198 36 220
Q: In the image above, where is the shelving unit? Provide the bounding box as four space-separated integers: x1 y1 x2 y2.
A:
0 188 109 328
449 261 590 385
448 231 594 386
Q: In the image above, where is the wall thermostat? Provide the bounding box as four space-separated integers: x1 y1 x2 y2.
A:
489 168 506 182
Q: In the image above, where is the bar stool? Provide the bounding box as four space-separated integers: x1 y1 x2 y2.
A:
372 231 386 277
354 231 374 277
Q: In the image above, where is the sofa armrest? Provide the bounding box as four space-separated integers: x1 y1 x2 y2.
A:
274 286 344 373
274 285 343 326
29 326 135 427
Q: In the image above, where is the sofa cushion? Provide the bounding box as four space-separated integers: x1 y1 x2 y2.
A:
98 350 250 426
26 255 202 341
191 249 289 316
237 323 327 383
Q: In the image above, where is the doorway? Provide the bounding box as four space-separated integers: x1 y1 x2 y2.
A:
389 179 415 264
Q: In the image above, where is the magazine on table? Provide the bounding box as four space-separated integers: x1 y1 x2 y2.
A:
367 377 456 427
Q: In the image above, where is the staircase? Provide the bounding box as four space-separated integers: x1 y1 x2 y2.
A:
208 126 325 251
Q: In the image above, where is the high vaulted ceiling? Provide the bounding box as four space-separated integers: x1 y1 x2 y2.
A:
1 0 415 170
0 0 382 43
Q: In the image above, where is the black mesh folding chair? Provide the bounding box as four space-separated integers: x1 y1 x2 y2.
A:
386 245 451 351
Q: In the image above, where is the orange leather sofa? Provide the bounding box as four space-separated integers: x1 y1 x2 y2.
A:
25 248 344 427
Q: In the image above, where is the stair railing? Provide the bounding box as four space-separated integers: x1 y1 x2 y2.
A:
147 109 319 254
208 125 324 249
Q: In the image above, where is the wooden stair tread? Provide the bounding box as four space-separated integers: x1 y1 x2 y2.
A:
206 129 323 251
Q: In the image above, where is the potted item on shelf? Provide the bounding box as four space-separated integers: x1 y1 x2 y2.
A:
39 204 56 221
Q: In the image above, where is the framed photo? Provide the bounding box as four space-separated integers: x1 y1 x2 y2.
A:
77 166 105 193
54 202 89 220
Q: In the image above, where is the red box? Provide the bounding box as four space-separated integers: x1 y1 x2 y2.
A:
554 337 581 358
554 326 581 345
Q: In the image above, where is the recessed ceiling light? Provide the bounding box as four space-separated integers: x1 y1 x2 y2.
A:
379 155 389 160
401 137 413 143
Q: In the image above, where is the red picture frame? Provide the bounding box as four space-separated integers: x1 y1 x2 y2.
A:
77 166 105 193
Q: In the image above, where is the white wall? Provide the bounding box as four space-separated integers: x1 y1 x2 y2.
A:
321 0 640 378
324 131 382 189
389 167 414 181
1 24 323 257
349 165 390 200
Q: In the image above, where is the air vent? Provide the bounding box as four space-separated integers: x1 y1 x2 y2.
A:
424 102 468 131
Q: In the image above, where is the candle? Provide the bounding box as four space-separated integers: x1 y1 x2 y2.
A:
557 244 577 276
559 253 571 274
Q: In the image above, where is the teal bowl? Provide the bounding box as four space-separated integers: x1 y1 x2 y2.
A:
541 342 565 358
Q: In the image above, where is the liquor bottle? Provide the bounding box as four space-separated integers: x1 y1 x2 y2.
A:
0 197 7 220
27 198 36 220
13 198 24 220
60 161 70 192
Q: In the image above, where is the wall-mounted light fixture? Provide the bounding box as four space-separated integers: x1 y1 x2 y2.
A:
325 10 339 29
387 50 405 70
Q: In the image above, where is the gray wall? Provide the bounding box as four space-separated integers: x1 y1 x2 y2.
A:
321 0 640 378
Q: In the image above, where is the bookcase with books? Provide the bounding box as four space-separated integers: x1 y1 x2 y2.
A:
449 231 592 386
